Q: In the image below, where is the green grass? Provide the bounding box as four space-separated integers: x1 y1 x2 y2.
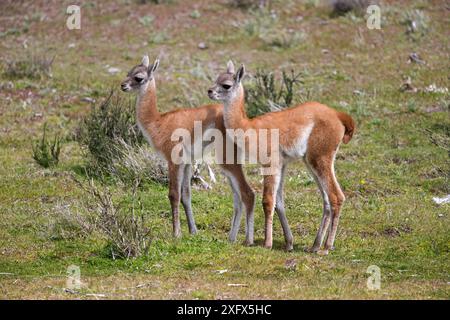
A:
0 0 448 299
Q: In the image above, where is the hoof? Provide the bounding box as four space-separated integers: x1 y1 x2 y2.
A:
304 246 319 253
285 243 294 252
244 240 254 247
173 232 182 239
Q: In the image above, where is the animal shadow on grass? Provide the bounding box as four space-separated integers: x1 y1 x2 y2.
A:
253 238 303 252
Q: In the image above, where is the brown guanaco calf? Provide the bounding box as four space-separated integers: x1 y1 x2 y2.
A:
208 61 355 254
121 56 255 244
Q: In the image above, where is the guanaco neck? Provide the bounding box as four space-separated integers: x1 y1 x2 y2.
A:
136 78 160 126
223 84 250 131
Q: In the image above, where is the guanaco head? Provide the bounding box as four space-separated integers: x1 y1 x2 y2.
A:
208 60 245 102
121 55 159 92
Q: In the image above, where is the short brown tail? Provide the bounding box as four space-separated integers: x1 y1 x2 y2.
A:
337 111 355 144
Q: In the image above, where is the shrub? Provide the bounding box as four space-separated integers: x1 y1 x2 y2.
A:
32 123 61 168
76 178 151 259
4 53 54 79
230 0 270 9
76 91 144 171
108 139 168 186
263 30 306 49
76 90 174 187
245 69 303 117
330 0 378 16
241 8 276 38
400 9 429 40
137 0 174 4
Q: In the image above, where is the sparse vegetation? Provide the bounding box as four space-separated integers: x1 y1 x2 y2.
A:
32 123 61 168
230 0 269 10
3 52 54 79
76 91 143 172
400 9 429 39
137 0 174 4
75 91 171 187
330 0 377 16
246 69 302 117
107 139 168 186
76 178 152 259
263 29 307 49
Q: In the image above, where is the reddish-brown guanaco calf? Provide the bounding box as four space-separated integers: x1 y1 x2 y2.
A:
121 56 255 244
208 61 355 254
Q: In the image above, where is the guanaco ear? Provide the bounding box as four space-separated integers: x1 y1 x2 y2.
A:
226 60 235 74
150 59 159 74
141 55 150 68
235 64 245 84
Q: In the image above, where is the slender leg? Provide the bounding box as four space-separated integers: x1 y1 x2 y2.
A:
304 159 331 253
180 164 197 235
168 163 184 238
232 165 255 246
275 164 294 251
262 168 282 249
306 155 344 255
221 164 255 245
227 175 242 243
243 186 256 247
323 159 345 253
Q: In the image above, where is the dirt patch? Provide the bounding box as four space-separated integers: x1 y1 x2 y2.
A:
382 225 413 238
361 225 413 238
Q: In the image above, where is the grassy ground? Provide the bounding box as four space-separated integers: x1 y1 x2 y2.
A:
0 0 449 299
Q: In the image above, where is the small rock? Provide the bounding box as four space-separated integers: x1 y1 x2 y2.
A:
400 77 417 93
408 52 425 64
433 195 450 205
215 269 228 274
285 258 297 270
81 97 95 104
0 81 14 90
63 288 79 294
198 42 208 50
107 67 121 74
424 84 448 94
227 283 248 287
68 43 76 49
425 105 443 113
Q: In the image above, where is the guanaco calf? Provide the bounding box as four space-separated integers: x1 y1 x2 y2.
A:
208 61 355 254
121 56 255 244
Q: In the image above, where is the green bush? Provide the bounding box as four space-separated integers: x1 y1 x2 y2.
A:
400 9 429 40
76 90 170 186
245 69 303 117
331 0 377 16
75 178 152 259
32 123 61 168
76 91 144 171
4 53 54 79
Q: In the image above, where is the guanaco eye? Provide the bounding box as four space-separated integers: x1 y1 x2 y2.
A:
134 76 144 83
222 84 231 90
